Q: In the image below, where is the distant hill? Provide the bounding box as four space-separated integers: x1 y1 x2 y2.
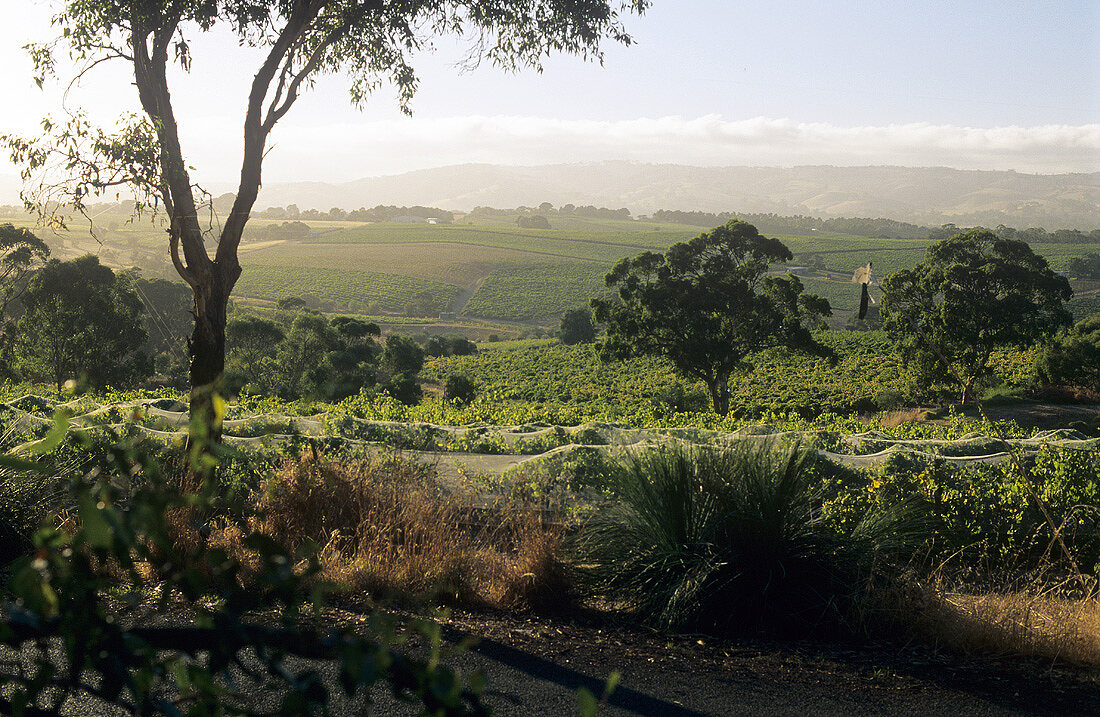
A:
252 163 1100 229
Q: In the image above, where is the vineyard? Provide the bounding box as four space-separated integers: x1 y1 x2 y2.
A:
233 264 461 312
420 331 1039 424
4 208 1100 328
462 262 613 320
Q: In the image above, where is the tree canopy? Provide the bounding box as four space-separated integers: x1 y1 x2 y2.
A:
559 306 597 345
15 255 149 390
1035 314 1100 395
592 220 832 414
0 224 50 320
881 228 1072 403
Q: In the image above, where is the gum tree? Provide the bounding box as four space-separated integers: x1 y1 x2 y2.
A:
593 220 833 414
5 0 646 439
881 228 1072 404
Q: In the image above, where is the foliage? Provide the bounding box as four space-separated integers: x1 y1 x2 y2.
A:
881 229 1072 403
821 447 1100 575
387 373 424 406
1034 314 1100 393
277 296 308 312
559 307 597 345
574 442 927 634
444 374 478 404
269 311 378 401
0 421 488 715
0 223 50 319
426 335 478 357
1067 253 1100 280
384 335 426 377
593 220 833 413
15 255 150 390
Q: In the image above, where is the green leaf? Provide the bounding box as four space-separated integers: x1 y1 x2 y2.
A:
22 410 71 455
602 670 621 700
577 687 598 717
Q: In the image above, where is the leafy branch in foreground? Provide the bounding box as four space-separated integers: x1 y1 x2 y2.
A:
0 421 488 715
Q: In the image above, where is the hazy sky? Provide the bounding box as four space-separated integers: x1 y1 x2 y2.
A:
1 0 1097 192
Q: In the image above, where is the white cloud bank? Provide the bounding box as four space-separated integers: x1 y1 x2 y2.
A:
247 115 1100 182
3 116 1097 200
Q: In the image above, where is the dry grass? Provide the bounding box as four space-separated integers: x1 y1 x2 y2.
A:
193 454 568 611
879 407 930 430
871 578 1100 666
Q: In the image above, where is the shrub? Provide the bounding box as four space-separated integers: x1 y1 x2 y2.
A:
1035 314 1100 393
388 372 423 405
444 374 478 404
575 442 927 635
874 388 905 411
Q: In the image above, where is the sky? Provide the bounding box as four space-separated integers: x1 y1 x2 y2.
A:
0 0 1098 194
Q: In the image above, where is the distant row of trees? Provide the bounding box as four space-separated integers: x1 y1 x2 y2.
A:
470 203 632 220
251 202 454 223
652 210 1100 243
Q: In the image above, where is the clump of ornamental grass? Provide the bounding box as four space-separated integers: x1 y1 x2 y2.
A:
574 440 930 636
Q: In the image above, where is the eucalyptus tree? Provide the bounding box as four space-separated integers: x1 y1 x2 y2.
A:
593 220 833 414
881 229 1072 403
4 0 647 439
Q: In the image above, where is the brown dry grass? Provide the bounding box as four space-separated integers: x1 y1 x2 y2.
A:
878 407 929 430
182 454 568 611
871 578 1100 666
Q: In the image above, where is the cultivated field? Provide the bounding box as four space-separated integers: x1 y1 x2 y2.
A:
3 206 1098 326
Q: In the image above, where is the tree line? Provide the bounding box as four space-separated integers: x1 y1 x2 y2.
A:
652 210 1100 243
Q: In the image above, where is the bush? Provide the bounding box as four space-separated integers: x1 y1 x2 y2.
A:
1035 314 1100 392
444 374 478 404
874 388 905 411
559 307 596 345
575 442 926 635
388 372 423 405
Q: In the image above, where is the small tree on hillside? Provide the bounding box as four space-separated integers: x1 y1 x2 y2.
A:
226 314 286 388
15 255 149 390
383 334 425 377
592 220 833 414
881 229 1072 403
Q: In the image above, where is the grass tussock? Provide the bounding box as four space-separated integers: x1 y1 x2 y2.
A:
196 454 567 610
574 441 929 636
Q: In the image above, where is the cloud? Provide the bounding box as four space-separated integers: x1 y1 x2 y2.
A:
240 115 1100 182
5 116 1096 201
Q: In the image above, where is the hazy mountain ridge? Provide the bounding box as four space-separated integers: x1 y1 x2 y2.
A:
251 163 1100 229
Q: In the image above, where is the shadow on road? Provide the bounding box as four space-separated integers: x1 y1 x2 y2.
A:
443 625 708 716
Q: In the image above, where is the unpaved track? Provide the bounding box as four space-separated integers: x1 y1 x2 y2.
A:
30 612 1098 715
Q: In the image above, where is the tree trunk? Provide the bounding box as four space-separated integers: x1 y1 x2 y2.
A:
188 270 231 449
961 374 977 405
706 377 731 415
